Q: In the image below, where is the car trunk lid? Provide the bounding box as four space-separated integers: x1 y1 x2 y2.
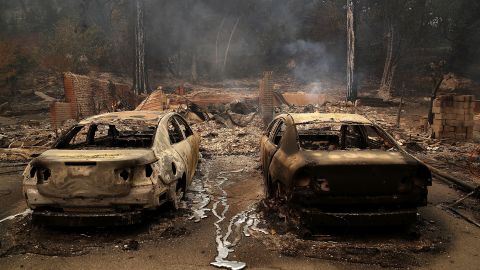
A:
32 149 156 199
299 150 419 196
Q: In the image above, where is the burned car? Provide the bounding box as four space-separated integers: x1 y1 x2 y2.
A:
260 113 432 226
23 111 200 226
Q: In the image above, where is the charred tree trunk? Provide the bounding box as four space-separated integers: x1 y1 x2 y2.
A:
396 83 405 128
191 52 198 83
346 0 358 102
378 21 398 100
427 60 446 125
133 0 149 95
427 75 445 125
223 17 240 75
215 18 225 77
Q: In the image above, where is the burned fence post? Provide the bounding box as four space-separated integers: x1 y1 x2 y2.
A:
260 71 274 126
346 0 358 102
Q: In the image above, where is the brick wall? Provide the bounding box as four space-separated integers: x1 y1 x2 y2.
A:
50 102 75 129
259 71 273 126
50 72 137 129
432 95 475 140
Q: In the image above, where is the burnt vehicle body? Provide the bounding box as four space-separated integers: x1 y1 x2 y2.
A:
260 113 432 226
23 111 200 226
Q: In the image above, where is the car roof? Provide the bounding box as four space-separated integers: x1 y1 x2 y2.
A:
278 113 373 125
78 111 169 125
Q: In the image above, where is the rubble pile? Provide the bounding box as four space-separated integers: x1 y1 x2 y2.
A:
357 101 480 185
0 92 53 117
0 116 54 161
193 116 263 157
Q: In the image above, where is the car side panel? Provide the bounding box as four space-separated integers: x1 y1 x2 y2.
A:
185 133 200 184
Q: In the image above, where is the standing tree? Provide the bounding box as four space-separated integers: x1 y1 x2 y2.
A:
437 0 480 76
378 0 400 100
346 0 358 101
377 0 428 100
222 17 241 75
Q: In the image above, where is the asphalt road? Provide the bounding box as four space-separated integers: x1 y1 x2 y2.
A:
0 157 479 270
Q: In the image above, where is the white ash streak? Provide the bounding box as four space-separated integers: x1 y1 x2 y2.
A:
0 209 32 224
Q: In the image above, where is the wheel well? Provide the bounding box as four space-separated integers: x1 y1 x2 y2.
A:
268 175 276 187
265 174 279 198
177 173 187 191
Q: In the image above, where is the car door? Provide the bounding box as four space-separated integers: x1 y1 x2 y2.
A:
262 119 286 194
173 115 199 183
165 115 188 179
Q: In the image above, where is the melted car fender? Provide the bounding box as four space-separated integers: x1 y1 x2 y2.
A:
156 148 186 185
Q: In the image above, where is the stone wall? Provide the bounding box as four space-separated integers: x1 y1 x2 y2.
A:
474 115 480 141
432 95 475 140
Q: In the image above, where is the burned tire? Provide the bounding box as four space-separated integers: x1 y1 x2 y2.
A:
263 174 276 199
168 178 186 210
274 181 290 203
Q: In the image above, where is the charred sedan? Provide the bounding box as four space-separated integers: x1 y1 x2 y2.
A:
23 111 200 226
260 113 431 226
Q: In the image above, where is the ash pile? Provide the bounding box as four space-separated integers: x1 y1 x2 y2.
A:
184 100 262 157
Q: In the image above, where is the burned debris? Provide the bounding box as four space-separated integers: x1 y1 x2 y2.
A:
0 69 479 269
0 80 479 270
1 1 480 269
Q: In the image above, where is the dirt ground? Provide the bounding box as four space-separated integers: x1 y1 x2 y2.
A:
0 119 479 269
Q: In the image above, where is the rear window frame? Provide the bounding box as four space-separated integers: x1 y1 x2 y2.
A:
54 121 159 150
294 122 398 151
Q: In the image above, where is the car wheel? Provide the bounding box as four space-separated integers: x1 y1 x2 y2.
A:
173 188 184 210
274 181 285 201
264 174 275 199
274 181 291 203
169 181 185 210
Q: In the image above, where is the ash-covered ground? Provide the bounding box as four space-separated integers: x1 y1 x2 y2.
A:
0 79 479 270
